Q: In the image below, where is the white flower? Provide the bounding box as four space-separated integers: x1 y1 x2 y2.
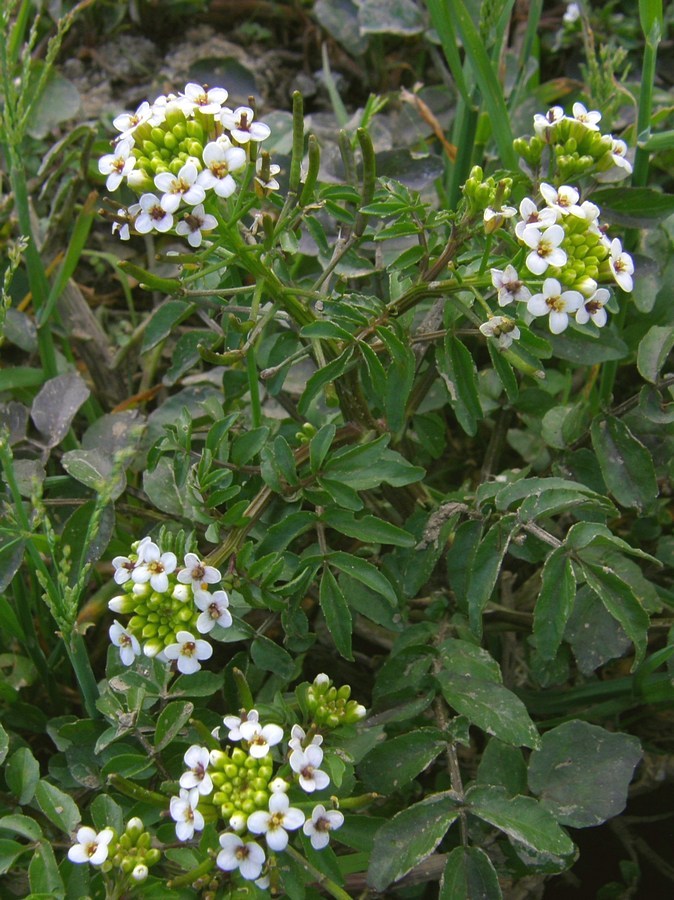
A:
533 105 564 138
240 719 284 758
170 787 205 840
180 745 213 795
154 162 206 213
197 142 247 198
483 205 516 232
98 140 136 192
113 101 154 139
539 183 584 218
175 204 218 248
479 316 521 349
571 102 602 130
180 82 228 116
217 834 265 880
288 724 324 753
222 709 259 742
289 744 330 793
67 826 114 865
490 265 531 307
109 620 141 666
522 224 567 275
112 554 136 584
255 156 281 192
575 288 611 327
111 204 140 241
610 138 632 173
221 106 271 143
608 237 634 291
177 552 221 596
515 197 557 239
195 589 232 633
303 804 344 850
134 193 174 234
579 200 601 228
131 541 177 593
164 631 213 675
563 2 581 25
246 793 305 851
527 277 583 334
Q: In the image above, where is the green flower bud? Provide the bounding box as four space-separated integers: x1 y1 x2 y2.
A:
172 123 187 141
212 772 226 788
164 132 178 151
146 848 161 866
241 798 255 814
232 748 247 766
142 140 159 156
150 127 166 146
213 791 228 806
210 750 228 768
225 764 239 779
244 756 258 770
177 606 194 623
253 791 268 807
165 107 186 130
143 638 164 658
337 685 351 701
138 833 151 850
186 120 204 141
141 623 157 638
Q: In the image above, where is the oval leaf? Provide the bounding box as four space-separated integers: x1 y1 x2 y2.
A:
590 416 658 512
368 791 460 891
528 720 642 827
436 673 540 749
440 846 502 900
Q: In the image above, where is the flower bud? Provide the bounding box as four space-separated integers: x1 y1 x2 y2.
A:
143 638 164 658
172 583 190 602
126 817 144 837
132 863 149 883
230 812 247 832
108 595 135 614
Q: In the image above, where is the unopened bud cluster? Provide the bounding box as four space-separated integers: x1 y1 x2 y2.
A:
306 673 367 728
67 818 159 884
106 817 161 882
108 535 231 673
98 82 277 246
515 102 632 183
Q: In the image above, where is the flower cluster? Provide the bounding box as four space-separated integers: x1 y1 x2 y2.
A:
108 536 231 670
98 83 275 246
168 684 359 887
68 817 160 884
516 101 632 183
477 103 635 343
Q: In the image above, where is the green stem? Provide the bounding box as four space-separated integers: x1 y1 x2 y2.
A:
246 347 262 429
167 856 215 889
284 845 352 900
107 773 168 807
632 9 661 187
